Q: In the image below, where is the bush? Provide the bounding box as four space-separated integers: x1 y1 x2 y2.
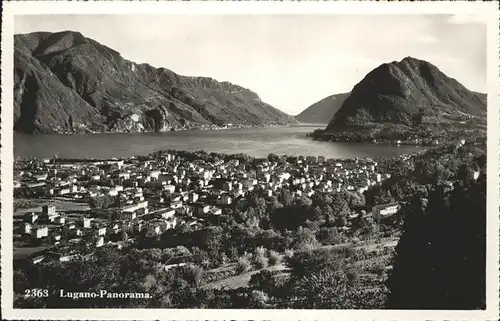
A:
316 227 342 245
249 290 269 308
268 250 282 266
293 227 319 250
255 246 266 257
287 247 346 278
181 264 204 286
227 246 239 261
284 249 294 259
345 268 361 286
249 269 279 293
373 265 386 277
253 252 269 269
368 261 388 275
236 256 252 274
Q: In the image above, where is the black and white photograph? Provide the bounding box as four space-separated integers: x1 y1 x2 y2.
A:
1 1 499 320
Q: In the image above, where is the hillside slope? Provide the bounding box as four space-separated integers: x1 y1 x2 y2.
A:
295 93 349 124
14 31 297 134
325 57 486 136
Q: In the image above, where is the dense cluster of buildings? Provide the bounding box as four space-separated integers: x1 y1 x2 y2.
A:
13 151 402 264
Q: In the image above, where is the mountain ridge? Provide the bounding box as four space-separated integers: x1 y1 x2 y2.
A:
325 56 486 134
295 93 350 124
14 31 297 134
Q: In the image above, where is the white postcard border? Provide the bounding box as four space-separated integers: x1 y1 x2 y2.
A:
1 1 499 320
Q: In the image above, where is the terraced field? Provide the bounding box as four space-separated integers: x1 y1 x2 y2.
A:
201 237 398 290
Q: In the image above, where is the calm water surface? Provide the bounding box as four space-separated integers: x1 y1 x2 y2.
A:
14 126 423 159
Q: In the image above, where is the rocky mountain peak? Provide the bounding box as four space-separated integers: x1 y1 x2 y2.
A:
14 31 296 134
326 56 486 131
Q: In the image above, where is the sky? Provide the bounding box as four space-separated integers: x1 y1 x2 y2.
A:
15 14 487 115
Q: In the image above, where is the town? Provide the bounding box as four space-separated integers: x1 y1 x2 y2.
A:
13 150 405 265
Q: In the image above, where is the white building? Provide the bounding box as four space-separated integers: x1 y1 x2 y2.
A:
25 212 39 224
149 170 161 179
95 226 106 236
118 172 130 180
188 193 199 203
54 216 66 225
373 202 400 219
121 201 149 218
82 217 92 228
197 205 210 215
58 188 71 195
164 185 176 194
23 222 32 234
42 205 56 217
96 236 104 247
210 207 222 216
156 207 175 220
31 226 49 239
218 195 232 205
120 211 137 221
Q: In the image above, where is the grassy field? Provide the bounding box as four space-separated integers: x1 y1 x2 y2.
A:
14 197 90 217
14 244 56 260
202 264 289 290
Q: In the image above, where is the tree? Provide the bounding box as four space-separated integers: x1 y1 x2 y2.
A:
282 245 388 309
297 195 313 208
387 176 486 309
312 206 324 221
268 250 282 266
330 194 351 218
335 217 348 227
292 227 319 250
344 191 365 208
267 153 279 163
201 226 224 259
89 195 112 210
181 264 204 287
236 256 252 274
267 196 283 213
374 190 394 205
287 247 344 278
290 270 351 308
228 225 257 254
313 193 332 208
249 269 280 294
102 195 111 209
250 196 267 219
254 229 282 251
280 189 294 207
270 206 309 231
191 247 211 270
413 111 424 126
252 250 269 270
317 227 342 245
247 290 269 308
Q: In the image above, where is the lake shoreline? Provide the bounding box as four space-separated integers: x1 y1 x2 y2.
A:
17 123 300 136
15 126 423 160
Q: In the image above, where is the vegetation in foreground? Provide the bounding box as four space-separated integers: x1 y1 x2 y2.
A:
13 142 486 309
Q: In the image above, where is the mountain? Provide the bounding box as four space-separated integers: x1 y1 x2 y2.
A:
14 31 297 134
325 57 487 136
295 93 349 124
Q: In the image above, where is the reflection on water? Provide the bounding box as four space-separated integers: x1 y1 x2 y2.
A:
14 126 423 159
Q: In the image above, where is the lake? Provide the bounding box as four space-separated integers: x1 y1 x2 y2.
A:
14 125 423 159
